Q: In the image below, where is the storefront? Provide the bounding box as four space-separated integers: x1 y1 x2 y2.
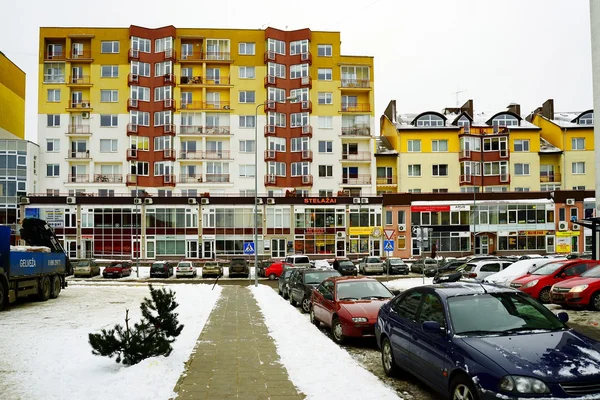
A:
293 201 346 258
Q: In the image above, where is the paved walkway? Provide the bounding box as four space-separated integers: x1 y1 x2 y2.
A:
173 286 305 400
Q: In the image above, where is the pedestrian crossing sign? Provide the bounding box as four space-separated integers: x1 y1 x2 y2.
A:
244 242 255 255
384 240 394 252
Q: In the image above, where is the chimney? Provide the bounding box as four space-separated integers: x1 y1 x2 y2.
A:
542 99 554 120
507 103 521 116
461 99 474 118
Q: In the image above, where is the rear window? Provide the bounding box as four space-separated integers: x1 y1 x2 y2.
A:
463 264 476 272
366 257 381 263
339 261 355 267
303 270 340 284
78 261 90 267
295 256 309 263
151 263 166 269
178 262 192 267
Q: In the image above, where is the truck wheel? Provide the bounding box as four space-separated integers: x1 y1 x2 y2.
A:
39 277 51 302
50 276 61 299
0 281 6 311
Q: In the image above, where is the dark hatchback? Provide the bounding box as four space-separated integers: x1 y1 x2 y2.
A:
375 282 600 400
278 267 297 299
384 258 409 275
288 268 341 313
149 261 174 278
333 259 358 276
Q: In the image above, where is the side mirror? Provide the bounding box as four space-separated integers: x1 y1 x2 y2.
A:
323 293 334 301
557 311 569 323
390 289 401 296
422 321 442 334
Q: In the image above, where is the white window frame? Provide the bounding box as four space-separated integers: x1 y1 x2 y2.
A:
318 116 333 129
130 86 150 102
100 89 119 103
131 61 151 77
408 164 421 177
432 164 448 177
47 114 60 127
239 140 255 153
46 164 60 177
46 139 60 152
318 92 333 105
317 44 332 57
318 165 333 177
47 89 60 102
154 86 172 101
572 161 586 174
290 39 309 56
153 111 172 127
514 163 530 176
431 139 448 152
317 68 332 81
572 137 585 150
100 65 119 78
100 114 118 127
239 66 255 79
408 139 421 152
154 37 173 53
99 139 118 152
154 61 173 77
290 64 309 79
267 39 285 55
239 116 256 128
239 42 256 55
239 91 256 103
514 139 530 152
101 41 120 54
239 165 256 178
318 141 333 153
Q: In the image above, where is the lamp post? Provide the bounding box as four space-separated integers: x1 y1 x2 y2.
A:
254 95 297 287
135 179 140 278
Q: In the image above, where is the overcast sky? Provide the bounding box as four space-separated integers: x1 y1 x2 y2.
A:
0 0 592 142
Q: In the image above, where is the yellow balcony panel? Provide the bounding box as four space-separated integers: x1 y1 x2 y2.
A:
66 75 93 87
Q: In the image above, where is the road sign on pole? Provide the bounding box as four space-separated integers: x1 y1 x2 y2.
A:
384 229 395 240
384 240 394 252
243 242 255 255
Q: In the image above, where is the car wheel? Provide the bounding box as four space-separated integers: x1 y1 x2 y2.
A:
591 292 600 311
450 374 479 400
381 337 399 377
309 306 320 328
301 297 311 313
331 317 345 344
118 272 123 278
539 287 551 303
269 273 276 280
282 288 289 300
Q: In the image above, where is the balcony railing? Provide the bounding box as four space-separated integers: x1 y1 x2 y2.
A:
163 174 176 186
68 75 91 85
341 126 370 137
127 124 138 135
179 174 203 183
68 151 90 159
179 52 232 61
94 174 123 183
205 174 230 183
376 176 398 185
69 101 91 109
179 150 203 160
67 174 89 183
301 150 313 161
179 125 231 135
43 74 65 83
180 76 231 85
460 174 472 183
163 48 176 60
67 125 91 135
540 173 561 183
163 73 175 85
127 148 138 160
341 175 371 185
341 79 371 88
341 103 371 112
68 51 93 60
342 152 371 161
179 150 231 160
300 175 313 185
44 52 66 61
126 174 138 185
180 101 231 111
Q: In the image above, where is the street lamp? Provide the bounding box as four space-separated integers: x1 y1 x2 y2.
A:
254 95 297 287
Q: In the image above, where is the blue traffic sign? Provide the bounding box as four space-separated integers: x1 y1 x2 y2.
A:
243 242 255 255
384 240 394 252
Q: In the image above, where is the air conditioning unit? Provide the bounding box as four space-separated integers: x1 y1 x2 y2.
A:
558 221 569 231
361 198 369 204
66 197 76 204
188 198 197 205
352 198 361 204
566 198 576 206
134 198 142 205
82 112 90 119
336 231 346 239
82 102 90 108
572 223 581 230
398 224 406 232
267 198 275 205
144 198 153 205
201 198 210 205
19 197 30 205
256 198 263 205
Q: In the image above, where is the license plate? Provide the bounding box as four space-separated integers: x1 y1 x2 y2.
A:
552 294 563 301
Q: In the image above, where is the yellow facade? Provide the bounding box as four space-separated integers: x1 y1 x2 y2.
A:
0 52 25 139
508 129 542 191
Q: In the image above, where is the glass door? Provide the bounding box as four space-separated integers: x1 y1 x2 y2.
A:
145 237 155 259
546 235 555 254
475 235 489 255
72 43 83 57
71 91 82 108
71 66 83 84
203 240 215 259
206 92 220 109
271 238 286 258
187 240 199 258
207 68 220 84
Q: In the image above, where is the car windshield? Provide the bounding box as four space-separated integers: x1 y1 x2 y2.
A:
336 280 393 300
204 262 218 267
581 265 600 278
281 269 294 279
151 263 165 269
531 261 567 275
304 271 339 284
109 263 123 268
448 292 566 336
78 261 90 267
389 259 404 265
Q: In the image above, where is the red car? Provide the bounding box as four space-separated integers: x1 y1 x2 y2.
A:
264 262 293 280
510 259 600 303
551 264 600 310
102 261 133 279
309 276 394 344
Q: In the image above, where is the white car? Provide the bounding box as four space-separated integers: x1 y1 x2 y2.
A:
461 260 514 281
483 258 566 286
176 261 197 278
313 260 332 269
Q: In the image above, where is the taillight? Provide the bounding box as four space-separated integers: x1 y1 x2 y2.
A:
468 273 477 278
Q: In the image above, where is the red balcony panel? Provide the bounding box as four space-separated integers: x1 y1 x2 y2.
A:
298 125 313 137
179 174 203 183
264 150 276 161
163 73 176 85
128 49 140 60
264 174 279 187
127 148 138 160
126 174 138 186
301 150 313 161
295 175 313 186
163 48 176 60
264 75 278 87
163 149 176 160
163 174 176 186
128 98 139 110
264 125 277 137
164 98 175 110
128 73 139 85
127 124 139 135
163 124 176 135
94 174 123 183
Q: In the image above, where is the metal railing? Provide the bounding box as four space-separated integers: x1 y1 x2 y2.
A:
341 151 371 161
67 174 89 183
341 127 370 136
93 174 123 183
341 79 370 88
67 125 91 134
341 103 371 112
341 175 371 185
68 75 91 84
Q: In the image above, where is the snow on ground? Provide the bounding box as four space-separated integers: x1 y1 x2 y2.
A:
0 282 222 400
383 277 433 291
250 284 402 400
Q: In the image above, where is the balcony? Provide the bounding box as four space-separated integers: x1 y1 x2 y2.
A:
179 174 203 183
126 174 138 186
540 173 561 183
294 125 312 137
341 79 371 89
128 98 139 110
179 51 232 63
43 74 65 84
179 150 202 160
179 125 231 136
66 124 91 135
341 175 371 185
163 48 176 61
67 51 93 62
297 175 313 186
341 126 370 137
44 51 66 61
264 150 277 161
162 124 176 135
164 99 175 110
163 149 176 160
264 75 279 87
289 100 312 113
300 76 312 89
341 103 371 112
128 49 140 61
127 124 138 135
163 174 176 186
163 73 175 85
203 150 231 160
128 73 139 85
126 148 138 160
205 174 230 183
67 150 91 160
341 152 371 162
376 176 398 185
264 174 279 186
264 125 277 137
179 76 231 86
67 101 92 111
66 174 90 183
67 75 92 86
301 150 313 161
93 174 123 183
180 101 231 111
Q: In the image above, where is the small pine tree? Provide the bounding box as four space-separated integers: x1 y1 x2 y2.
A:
89 284 184 365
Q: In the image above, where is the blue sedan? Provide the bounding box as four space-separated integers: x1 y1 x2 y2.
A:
375 282 600 399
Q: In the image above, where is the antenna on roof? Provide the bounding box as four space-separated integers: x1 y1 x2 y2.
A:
477 280 488 294
454 89 466 107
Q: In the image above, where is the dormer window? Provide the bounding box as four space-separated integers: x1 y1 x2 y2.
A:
578 112 593 125
415 114 444 127
491 114 519 127
457 115 470 127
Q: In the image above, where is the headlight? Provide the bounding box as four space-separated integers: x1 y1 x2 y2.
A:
570 284 589 293
352 317 368 323
522 279 539 288
499 375 550 394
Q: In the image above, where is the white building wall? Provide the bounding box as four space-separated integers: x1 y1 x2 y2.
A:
592 1 600 216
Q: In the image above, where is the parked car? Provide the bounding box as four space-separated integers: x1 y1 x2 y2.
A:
313 260 332 269
375 282 600 399
484 258 565 286
285 255 312 268
460 260 514 281
566 252 593 260
278 267 298 299
202 261 222 278
410 258 438 274
102 261 132 279
264 261 293 280
510 259 600 303
333 259 358 276
229 258 249 278
310 276 394 343
358 256 384 275
176 261 197 278
257 259 277 277
432 266 467 284
551 265 600 310
384 258 409 275
288 268 341 313
149 261 174 278
73 259 100 277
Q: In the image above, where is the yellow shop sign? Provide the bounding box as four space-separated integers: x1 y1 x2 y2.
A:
556 231 580 237
349 227 374 236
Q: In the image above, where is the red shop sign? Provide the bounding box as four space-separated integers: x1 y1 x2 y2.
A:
410 205 451 212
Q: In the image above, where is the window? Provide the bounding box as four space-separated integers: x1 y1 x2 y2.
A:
154 136 171 151
431 140 448 152
46 164 60 177
515 163 530 176
239 66 255 79
43 63 65 83
318 68 332 80
514 139 530 152
572 138 585 150
47 114 60 127
268 62 286 78
290 64 309 79
291 162 309 177
100 139 118 152
492 114 519 127
100 115 118 127
130 111 150 126
408 140 421 152
46 139 60 152
572 162 586 174
239 116 256 128
239 42 255 55
130 86 150 102
573 185 586 190
239 165 255 178
318 165 333 177
98 189 115 197
318 92 333 105
154 86 172 101
268 87 286 103
100 90 119 102
132 161 150 176
153 161 173 176
318 116 333 129
131 61 151 77
433 189 449 193
100 65 119 78
268 112 286 127
101 41 120 53
131 136 150 151
154 61 173 77
154 37 173 53
290 112 309 128
267 39 285 55
239 140 255 153
578 112 594 125
291 137 309 152
408 189 421 193
318 44 332 57
432 164 448 176
131 36 151 53
415 114 444 127
239 91 255 103
515 187 530 192
318 141 333 153
47 89 60 102
408 165 421 177
268 137 286 152
290 40 309 55
154 111 172 126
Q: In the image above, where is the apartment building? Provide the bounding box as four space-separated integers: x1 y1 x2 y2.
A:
38 26 376 198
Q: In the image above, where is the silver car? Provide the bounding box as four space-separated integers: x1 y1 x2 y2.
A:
73 260 100 277
176 261 197 278
359 256 384 275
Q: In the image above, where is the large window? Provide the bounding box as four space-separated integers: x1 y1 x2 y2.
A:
239 42 255 55
492 114 519 127
239 91 255 103
100 139 118 152
514 163 530 176
415 114 444 127
100 65 119 78
239 66 255 79
317 68 332 80
514 139 530 152
101 41 120 53
290 39 309 55
408 140 421 152
432 140 448 152
267 39 285 55
572 162 586 174
290 64 309 79
100 90 119 102
572 138 585 150
100 115 118 127
318 44 332 57
432 164 448 176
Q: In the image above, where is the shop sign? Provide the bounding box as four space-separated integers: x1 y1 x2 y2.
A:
305 228 326 234
349 227 374 235
556 231 580 237
410 205 450 212
518 230 548 235
304 198 337 205
556 237 571 253
450 205 470 211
